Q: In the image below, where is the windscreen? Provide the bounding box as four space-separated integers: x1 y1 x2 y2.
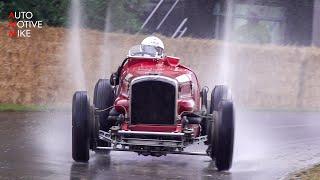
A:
128 45 161 58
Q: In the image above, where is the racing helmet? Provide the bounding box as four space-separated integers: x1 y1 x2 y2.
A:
141 36 164 57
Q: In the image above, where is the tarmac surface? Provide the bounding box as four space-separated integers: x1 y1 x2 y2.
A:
0 110 320 179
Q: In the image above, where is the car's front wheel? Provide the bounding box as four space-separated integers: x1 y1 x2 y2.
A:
72 91 90 162
210 100 234 171
93 79 115 153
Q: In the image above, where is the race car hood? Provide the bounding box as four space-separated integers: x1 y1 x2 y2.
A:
122 57 195 84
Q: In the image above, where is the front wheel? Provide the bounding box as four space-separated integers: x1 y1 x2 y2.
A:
72 91 90 162
93 79 115 153
210 100 234 171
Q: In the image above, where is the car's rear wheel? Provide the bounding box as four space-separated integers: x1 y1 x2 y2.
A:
211 100 234 171
210 85 229 112
93 79 115 152
72 91 90 162
207 85 229 143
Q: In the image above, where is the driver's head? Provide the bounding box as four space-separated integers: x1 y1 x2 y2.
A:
141 36 164 57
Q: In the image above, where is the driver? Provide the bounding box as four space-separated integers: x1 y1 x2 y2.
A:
112 36 165 85
140 36 164 58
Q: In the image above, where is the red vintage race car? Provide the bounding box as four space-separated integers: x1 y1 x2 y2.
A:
72 42 235 171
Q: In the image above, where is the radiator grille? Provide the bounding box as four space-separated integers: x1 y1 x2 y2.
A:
130 80 176 125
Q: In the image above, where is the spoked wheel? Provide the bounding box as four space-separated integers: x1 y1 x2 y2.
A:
72 91 91 162
93 79 115 153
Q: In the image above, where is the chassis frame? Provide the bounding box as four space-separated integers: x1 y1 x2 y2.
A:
93 112 216 157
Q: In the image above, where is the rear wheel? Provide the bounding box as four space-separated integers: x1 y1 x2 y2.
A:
207 85 229 143
210 85 229 112
93 79 115 151
72 91 90 162
210 100 234 171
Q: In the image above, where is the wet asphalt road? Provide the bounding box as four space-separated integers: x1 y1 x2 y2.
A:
0 111 320 180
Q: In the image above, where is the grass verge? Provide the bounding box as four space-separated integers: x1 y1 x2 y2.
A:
0 104 48 112
290 164 320 180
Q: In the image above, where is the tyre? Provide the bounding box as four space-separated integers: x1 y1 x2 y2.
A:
211 100 234 171
93 79 115 150
209 85 229 113
72 91 90 162
200 88 208 136
207 85 230 143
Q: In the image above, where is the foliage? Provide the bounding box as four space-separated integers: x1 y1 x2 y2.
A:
0 0 68 26
108 0 146 33
83 0 146 33
0 0 145 32
0 2 4 15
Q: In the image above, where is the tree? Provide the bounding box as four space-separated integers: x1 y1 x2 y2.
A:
0 0 146 33
0 0 68 26
83 0 146 33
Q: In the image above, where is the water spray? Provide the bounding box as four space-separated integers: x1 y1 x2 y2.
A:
67 0 86 90
100 4 112 78
218 1 233 86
